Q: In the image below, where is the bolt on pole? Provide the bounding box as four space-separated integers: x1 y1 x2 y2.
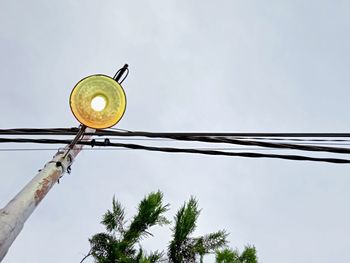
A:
0 128 94 261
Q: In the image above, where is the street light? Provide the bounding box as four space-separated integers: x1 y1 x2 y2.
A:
70 74 127 129
0 65 129 261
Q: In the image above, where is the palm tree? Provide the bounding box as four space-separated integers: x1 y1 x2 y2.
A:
82 191 169 262
82 191 258 263
215 247 258 263
168 197 227 262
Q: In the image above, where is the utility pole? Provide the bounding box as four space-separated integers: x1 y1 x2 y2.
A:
0 64 128 261
0 130 93 260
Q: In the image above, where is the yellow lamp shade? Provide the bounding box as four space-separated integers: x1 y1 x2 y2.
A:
70 74 126 129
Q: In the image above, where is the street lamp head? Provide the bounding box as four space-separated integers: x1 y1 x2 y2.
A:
70 74 126 129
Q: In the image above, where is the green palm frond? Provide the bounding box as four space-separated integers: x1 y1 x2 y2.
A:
123 191 169 245
215 245 258 263
239 245 258 263
89 232 116 262
173 197 200 243
169 197 201 262
216 248 240 263
194 230 228 256
101 196 126 235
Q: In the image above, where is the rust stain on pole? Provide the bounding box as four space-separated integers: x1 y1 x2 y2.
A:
34 171 60 206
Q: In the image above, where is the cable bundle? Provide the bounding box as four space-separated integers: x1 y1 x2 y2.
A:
0 128 350 164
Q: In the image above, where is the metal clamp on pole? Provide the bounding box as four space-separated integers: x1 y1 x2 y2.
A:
64 124 87 159
113 64 129 84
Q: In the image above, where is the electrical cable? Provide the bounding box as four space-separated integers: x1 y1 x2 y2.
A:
1 128 350 147
0 148 130 152
0 138 348 164
1 128 350 138
237 137 350 142
2 135 350 155
82 131 350 155
0 147 282 152
163 135 350 154
3 129 350 158
108 127 132 132
99 138 350 146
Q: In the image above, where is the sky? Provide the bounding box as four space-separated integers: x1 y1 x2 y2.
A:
1 0 350 262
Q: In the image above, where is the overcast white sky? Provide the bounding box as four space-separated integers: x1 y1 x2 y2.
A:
1 0 350 262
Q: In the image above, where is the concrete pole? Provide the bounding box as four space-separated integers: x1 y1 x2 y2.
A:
0 128 95 261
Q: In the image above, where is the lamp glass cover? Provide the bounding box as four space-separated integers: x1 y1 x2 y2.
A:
70 75 126 129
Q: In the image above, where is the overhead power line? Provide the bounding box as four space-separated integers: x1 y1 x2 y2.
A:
2 128 350 163
0 147 288 152
2 128 350 149
1 128 350 138
2 133 350 155
0 137 349 164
